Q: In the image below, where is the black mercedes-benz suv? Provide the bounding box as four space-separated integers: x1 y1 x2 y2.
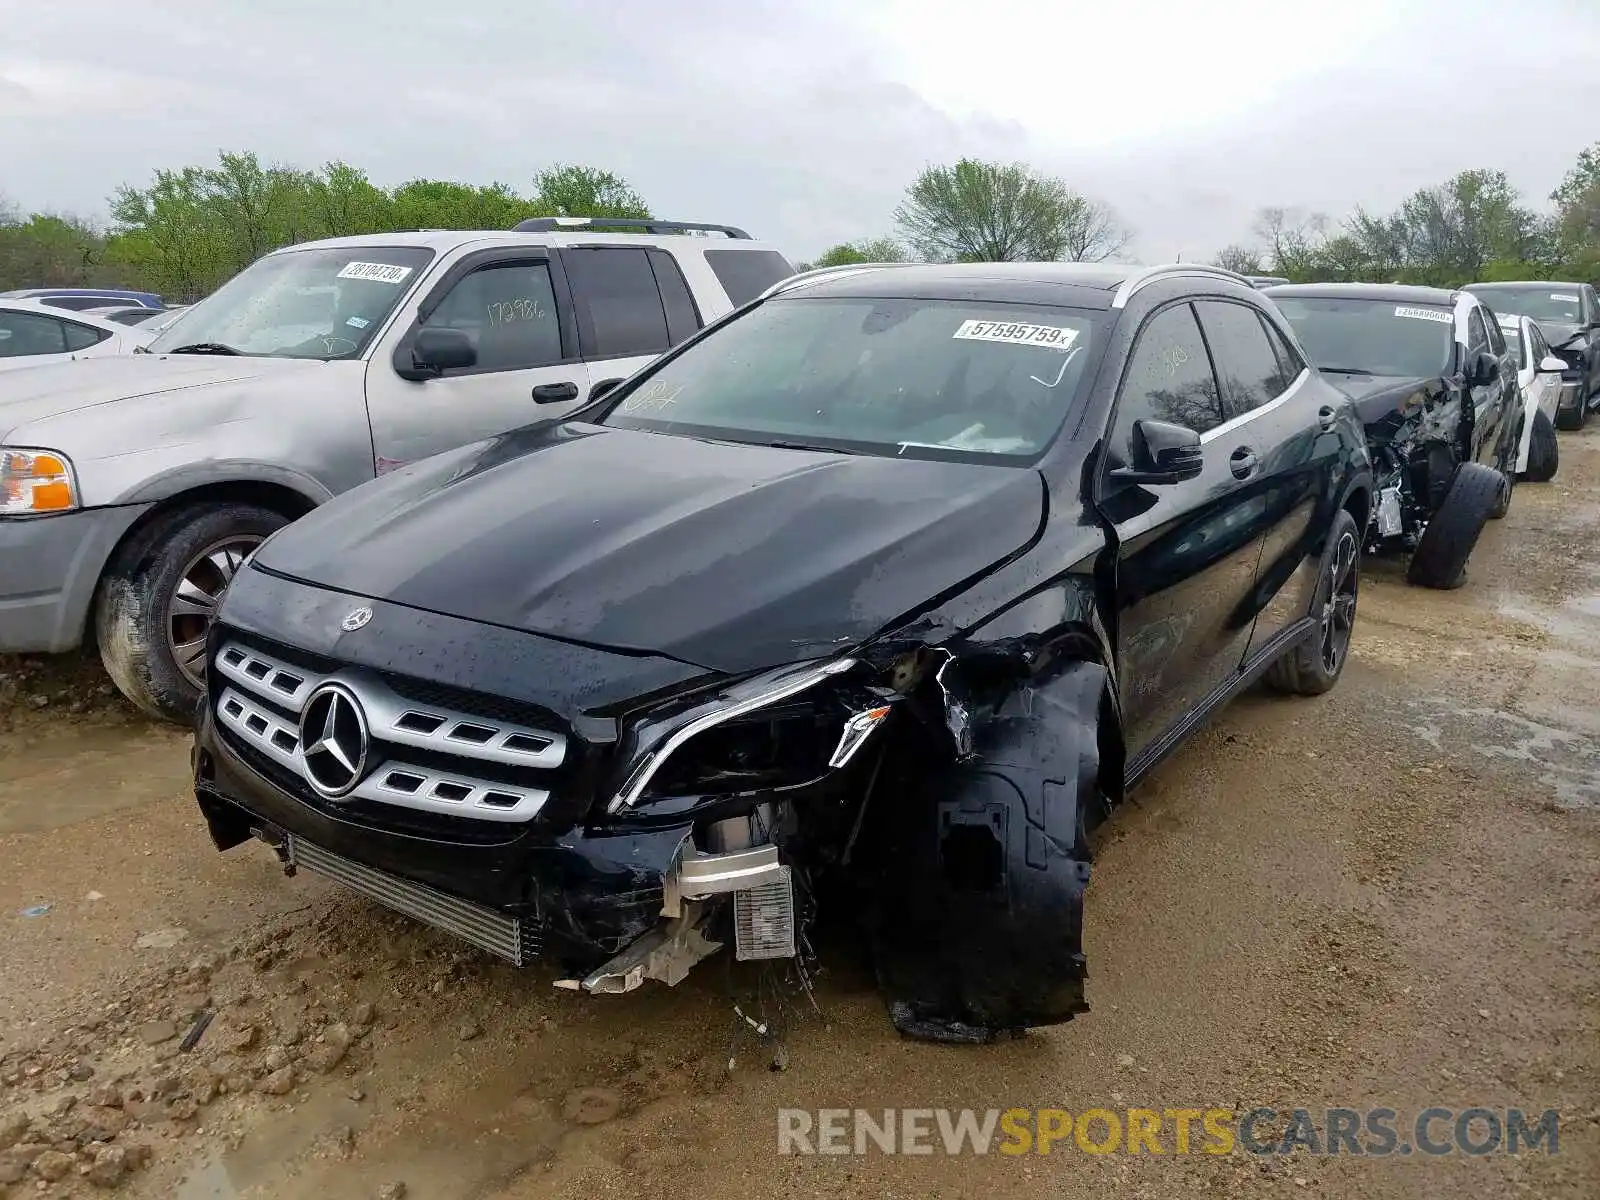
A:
193 262 1371 1042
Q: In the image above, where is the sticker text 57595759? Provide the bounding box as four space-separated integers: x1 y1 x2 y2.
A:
953 319 1080 351
337 262 414 285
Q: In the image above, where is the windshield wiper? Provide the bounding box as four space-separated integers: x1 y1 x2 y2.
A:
165 342 242 356
1319 366 1375 375
761 439 859 455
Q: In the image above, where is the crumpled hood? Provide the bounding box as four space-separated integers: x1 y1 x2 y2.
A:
1538 322 1588 351
0 355 326 442
255 423 1047 674
1329 374 1448 429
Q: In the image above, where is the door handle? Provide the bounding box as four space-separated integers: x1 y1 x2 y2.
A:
1317 405 1338 431
1229 446 1259 479
531 381 580 404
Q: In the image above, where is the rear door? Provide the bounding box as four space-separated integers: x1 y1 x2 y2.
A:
556 245 700 398
1097 300 1271 772
1190 300 1342 664
1461 301 1512 467
364 248 588 470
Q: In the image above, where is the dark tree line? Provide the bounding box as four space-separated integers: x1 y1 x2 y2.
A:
1211 146 1600 287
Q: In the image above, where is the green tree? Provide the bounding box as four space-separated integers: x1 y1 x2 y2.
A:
0 211 115 290
305 162 395 238
1552 142 1600 282
894 159 1130 262
813 237 908 267
531 165 649 219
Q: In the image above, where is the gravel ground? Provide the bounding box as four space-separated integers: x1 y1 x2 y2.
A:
1 431 1597 1200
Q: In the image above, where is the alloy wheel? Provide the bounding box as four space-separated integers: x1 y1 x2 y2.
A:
1320 530 1359 674
167 536 261 688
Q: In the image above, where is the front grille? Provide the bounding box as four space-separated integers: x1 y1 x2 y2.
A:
288 835 540 965
213 637 573 832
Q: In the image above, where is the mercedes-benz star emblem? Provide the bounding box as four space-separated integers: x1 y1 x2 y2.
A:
298 684 369 798
341 606 373 632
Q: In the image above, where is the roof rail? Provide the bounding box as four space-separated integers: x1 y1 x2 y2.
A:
512 217 752 239
755 262 917 301
1111 263 1252 308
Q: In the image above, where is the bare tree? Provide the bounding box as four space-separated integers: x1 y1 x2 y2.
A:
1211 243 1264 274
895 159 1129 263
1060 197 1133 262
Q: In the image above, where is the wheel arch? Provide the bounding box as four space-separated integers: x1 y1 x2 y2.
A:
86 473 325 647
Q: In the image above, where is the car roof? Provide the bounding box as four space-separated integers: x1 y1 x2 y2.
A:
1463 280 1588 291
764 261 1247 311
1265 281 1460 306
271 229 788 255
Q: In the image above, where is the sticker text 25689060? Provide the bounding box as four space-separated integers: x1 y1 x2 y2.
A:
953 320 1079 351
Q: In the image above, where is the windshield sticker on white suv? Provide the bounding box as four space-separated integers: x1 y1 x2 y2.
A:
1394 306 1453 324
952 319 1079 351
337 262 414 285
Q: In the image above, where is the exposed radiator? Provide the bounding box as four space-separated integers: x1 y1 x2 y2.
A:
287 836 537 966
733 866 795 960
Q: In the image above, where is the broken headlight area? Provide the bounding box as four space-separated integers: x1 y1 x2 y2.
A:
604 657 895 816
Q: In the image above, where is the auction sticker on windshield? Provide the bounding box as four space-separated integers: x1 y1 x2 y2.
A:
953 320 1079 351
337 262 414 284
1394 306 1453 324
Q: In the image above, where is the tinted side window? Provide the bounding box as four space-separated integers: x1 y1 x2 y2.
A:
62 321 111 351
1584 285 1599 322
1259 314 1306 392
646 248 702 345
1483 308 1506 355
422 261 562 371
703 248 794 306
563 247 670 358
1466 307 1489 354
0 311 68 357
1113 303 1222 459
1193 300 1284 420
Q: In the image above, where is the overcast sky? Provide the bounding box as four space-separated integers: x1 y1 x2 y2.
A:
4 0 1598 262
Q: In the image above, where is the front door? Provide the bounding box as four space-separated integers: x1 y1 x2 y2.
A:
364 250 591 471
1097 300 1272 771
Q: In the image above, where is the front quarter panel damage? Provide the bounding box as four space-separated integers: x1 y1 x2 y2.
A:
859 642 1110 1042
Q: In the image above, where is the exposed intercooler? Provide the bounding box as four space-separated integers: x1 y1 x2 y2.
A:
286 835 539 966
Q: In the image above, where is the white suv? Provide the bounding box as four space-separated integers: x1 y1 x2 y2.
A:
0 218 794 719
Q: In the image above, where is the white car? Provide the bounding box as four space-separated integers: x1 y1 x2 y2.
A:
1496 311 1563 481
0 299 155 371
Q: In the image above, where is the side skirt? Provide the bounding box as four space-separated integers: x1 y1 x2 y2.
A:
1125 615 1317 789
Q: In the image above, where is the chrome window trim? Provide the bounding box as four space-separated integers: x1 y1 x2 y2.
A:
1199 368 1312 444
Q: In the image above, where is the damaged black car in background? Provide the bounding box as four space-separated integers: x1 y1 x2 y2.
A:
1268 283 1520 590
192 262 1371 1043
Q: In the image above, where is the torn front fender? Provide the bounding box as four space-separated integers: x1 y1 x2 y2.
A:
861 656 1109 1041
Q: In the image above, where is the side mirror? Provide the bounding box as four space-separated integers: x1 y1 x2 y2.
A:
1110 419 1204 486
408 327 477 377
588 378 624 403
1467 351 1499 387
1538 355 1568 375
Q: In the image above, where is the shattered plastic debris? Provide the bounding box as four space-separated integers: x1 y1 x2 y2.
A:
19 904 51 918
